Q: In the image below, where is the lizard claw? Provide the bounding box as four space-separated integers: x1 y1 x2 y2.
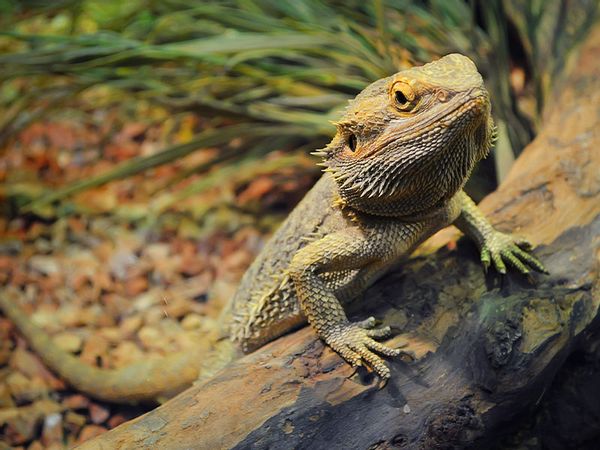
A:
356 317 393 338
480 248 491 273
481 232 548 275
324 320 401 380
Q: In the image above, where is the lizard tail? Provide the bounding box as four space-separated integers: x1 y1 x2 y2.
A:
0 292 237 404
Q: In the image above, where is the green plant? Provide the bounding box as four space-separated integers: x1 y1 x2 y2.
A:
1 0 597 215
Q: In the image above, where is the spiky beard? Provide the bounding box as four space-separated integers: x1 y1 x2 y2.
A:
321 109 496 218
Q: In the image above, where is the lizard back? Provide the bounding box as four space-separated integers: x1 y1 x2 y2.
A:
228 174 347 351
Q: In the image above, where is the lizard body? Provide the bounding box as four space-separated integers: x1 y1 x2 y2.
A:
0 54 546 403
228 53 545 378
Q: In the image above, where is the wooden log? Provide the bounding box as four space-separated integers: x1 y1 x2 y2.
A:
79 26 600 450
508 324 600 449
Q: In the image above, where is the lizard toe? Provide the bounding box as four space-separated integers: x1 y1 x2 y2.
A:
335 343 363 368
356 316 377 329
492 252 507 274
482 231 547 275
353 346 390 379
325 321 399 380
366 325 392 339
502 248 530 274
512 246 548 273
364 337 402 357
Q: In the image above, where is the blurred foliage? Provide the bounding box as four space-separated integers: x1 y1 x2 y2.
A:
0 0 597 217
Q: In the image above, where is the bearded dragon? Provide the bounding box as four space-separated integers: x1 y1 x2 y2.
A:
0 54 546 404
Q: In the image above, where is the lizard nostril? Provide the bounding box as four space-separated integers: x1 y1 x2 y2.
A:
348 134 357 152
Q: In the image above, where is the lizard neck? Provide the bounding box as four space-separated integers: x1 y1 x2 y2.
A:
334 131 479 219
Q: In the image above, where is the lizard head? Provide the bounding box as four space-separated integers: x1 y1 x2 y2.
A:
317 53 496 217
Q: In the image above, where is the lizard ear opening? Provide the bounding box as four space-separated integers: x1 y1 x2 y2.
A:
347 133 357 152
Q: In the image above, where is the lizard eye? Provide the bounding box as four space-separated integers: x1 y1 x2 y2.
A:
347 133 357 152
392 81 416 111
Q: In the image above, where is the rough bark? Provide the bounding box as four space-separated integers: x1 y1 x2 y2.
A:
79 26 600 450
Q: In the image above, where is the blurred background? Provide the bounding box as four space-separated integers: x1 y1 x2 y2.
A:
0 0 598 447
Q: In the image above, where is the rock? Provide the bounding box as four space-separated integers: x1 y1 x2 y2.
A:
107 412 132 429
162 297 191 319
52 332 83 353
41 413 63 447
62 394 90 410
69 272 91 292
151 256 179 284
133 291 158 311
63 411 86 437
108 250 137 280
124 275 148 297
100 293 129 317
143 306 166 325
0 400 63 446
77 305 105 327
0 346 12 367
77 425 107 444
119 315 142 337
144 243 170 261
0 384 15 408
5 372 48 403
95 311 116 327
178 242 205 277
15 349 65 390
28 256 60 275
27 441 44 450
0 255 14 273
56 304 82 328
37 272 64 295
88 403 110 425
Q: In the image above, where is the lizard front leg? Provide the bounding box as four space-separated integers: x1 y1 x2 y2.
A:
454 191 547 274
288 224 420 379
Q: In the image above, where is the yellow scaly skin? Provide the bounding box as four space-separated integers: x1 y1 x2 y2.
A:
230 54 546 379
0 54 546 403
